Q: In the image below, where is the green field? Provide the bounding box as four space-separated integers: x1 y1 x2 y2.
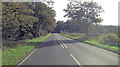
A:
2 33 51 65
60 33 119 54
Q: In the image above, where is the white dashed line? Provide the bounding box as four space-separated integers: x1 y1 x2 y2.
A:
70 54 81 65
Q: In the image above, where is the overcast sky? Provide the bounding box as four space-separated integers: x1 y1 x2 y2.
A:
2 0 120 25
50 0 119 26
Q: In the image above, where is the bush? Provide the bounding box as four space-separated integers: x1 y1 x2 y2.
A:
99 33 118 45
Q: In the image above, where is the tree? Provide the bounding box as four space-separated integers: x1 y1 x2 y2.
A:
22 2 56 37
2 2 38 40
54 21 65 33
33 2 56 34
64 1 104 36
2 2 38 46
2 2 56 47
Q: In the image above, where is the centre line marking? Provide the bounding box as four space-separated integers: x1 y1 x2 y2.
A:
70 54 81 65
58 41 64 48
56 34 66 48
56 34 67 49
60 41 67 48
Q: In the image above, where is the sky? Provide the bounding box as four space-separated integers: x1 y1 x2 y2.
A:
49 0 119 26
2 0 120 25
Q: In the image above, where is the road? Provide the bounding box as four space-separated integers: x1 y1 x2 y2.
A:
19 33 118 66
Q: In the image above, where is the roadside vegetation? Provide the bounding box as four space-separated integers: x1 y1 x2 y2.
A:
54 1 119 54
60 33 119 54
2 2 56 47
2 1 56 65
2 33 51 65
1 0 119 66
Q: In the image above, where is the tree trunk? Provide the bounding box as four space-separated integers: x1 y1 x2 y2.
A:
84 23 89 40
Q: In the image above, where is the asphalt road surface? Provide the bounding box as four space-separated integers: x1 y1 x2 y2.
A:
19 33 118 65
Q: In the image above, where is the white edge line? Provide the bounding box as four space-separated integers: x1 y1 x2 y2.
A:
84 43 119 55
18 49 37 65
70 54 81 65
18 41 46 65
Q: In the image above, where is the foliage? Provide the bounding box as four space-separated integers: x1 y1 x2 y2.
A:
99 33 118 45
54 20 87 33
90 25 118 34
54 21 65 33
2 2 56 47
63 1 104 35
2 2 38 47
34 2 56 33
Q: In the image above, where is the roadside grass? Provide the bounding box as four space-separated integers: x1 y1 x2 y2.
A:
84 40 119 53
2 33 51 65
60 33 119 54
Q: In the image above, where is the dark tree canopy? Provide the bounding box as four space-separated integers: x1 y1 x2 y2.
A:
2 2 56 47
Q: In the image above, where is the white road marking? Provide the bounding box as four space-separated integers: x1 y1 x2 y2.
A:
56 34 66 48
18 49 37 65
86 44 118 55
58 41 65 48
60 41 68 48
57 35 68 48
18 41 46 65
70 54 81 65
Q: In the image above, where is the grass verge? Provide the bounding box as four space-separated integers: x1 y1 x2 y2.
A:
60 33 119 54
2 33 51 65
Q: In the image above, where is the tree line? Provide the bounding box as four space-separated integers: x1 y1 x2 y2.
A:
54 1 118 36
2 2 56 47
54 1 104 36
54 21 118 35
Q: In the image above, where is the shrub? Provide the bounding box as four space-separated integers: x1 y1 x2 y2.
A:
99 33 118 45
